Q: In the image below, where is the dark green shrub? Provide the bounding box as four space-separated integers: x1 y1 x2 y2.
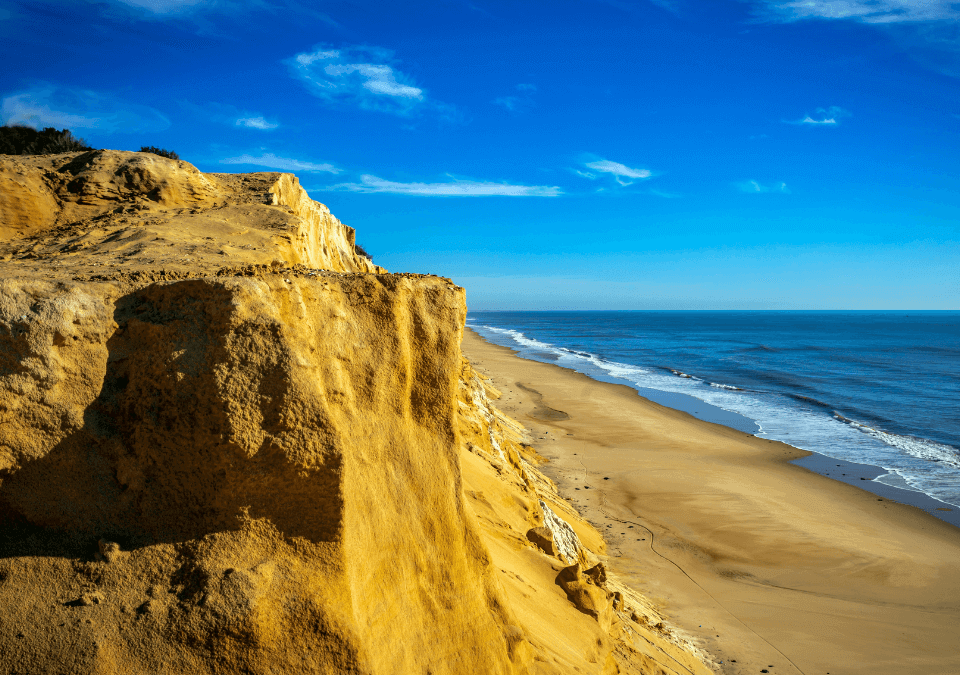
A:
0 125 92 155
140 146 179 160
355 244 373 261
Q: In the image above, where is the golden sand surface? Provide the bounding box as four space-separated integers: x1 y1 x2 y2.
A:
463 327 960 675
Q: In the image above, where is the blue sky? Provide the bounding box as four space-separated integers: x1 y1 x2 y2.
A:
1 0 958 309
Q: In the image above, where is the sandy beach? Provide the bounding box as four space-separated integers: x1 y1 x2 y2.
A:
463 328 960 675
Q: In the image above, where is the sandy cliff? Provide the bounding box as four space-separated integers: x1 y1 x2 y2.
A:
0 151 711 674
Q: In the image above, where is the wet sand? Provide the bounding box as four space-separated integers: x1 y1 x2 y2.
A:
463 327 960 675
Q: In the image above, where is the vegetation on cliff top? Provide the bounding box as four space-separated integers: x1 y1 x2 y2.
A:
0 125 93 155
140 145 180 160
0 126 185 163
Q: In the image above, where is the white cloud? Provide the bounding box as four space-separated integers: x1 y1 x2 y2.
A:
288 45 444 117
329 174 562 197
493 83 538 113
749 2 960 78
801 115 837 125
649 188 682 199
0 85 169 133
99 0 339 27
595 0 682 16
219 153 341 173
235 116 278 130
493 96 521 111
788 105 851 125
753 0 960 23
737 180 790 193
580 159 653 186
114 0 203 13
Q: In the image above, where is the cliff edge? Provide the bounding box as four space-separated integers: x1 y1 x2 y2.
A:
0 151 713 675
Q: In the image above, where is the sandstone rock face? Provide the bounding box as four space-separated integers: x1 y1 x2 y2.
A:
0 270 528 674
0 161 59 238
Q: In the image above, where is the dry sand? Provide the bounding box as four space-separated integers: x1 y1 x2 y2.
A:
463 328 960 675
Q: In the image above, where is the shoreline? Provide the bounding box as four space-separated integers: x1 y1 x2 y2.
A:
462 327 960 675
468 321 960 528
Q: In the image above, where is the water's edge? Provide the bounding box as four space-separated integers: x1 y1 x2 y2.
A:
466 324 960 529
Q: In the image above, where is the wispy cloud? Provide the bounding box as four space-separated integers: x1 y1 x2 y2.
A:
594 0 682 16
113 0 203 13
181 101 280 130
737 180 790 193
786 106 851 125
329 174 562 197
219 153 341 173
493 83 538 112
0 85 169 133
287 45 452 118
96 0 339 28
747 3 960 78
752 0 960 24
576 158 654 186
649 188 682 199
235 116 278 130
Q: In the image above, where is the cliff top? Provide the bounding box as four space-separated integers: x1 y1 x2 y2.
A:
0 149 381 286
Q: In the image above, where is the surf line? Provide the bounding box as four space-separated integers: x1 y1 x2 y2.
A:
572 454 808 675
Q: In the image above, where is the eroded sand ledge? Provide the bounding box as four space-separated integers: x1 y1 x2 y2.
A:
462 328 960 675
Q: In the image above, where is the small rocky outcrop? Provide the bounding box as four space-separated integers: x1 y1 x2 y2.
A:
527 526 557 555
556 563 616 631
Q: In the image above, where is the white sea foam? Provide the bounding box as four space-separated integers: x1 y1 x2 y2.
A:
874 471 925 493
483 326 556 352
472 322 960 508
835 414 960 470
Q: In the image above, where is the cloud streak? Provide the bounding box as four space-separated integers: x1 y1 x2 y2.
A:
0 85 169 133
329 174 562 197
493 83 537 113
737 180 790 193
288 45 451 117
750 2 960 79
235 116 278 130
752 0 960 24
786 106 851 125
219 153 341 173
577 158 654 186
113 0 203 13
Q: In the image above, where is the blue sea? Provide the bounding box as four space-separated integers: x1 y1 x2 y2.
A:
467 311 960 511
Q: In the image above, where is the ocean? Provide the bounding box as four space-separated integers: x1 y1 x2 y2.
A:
467 311 960 513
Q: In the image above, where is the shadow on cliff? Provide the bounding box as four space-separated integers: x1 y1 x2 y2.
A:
0 280 344 559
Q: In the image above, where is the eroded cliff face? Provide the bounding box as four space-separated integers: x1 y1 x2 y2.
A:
0 151 711 675
0 270 528 674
